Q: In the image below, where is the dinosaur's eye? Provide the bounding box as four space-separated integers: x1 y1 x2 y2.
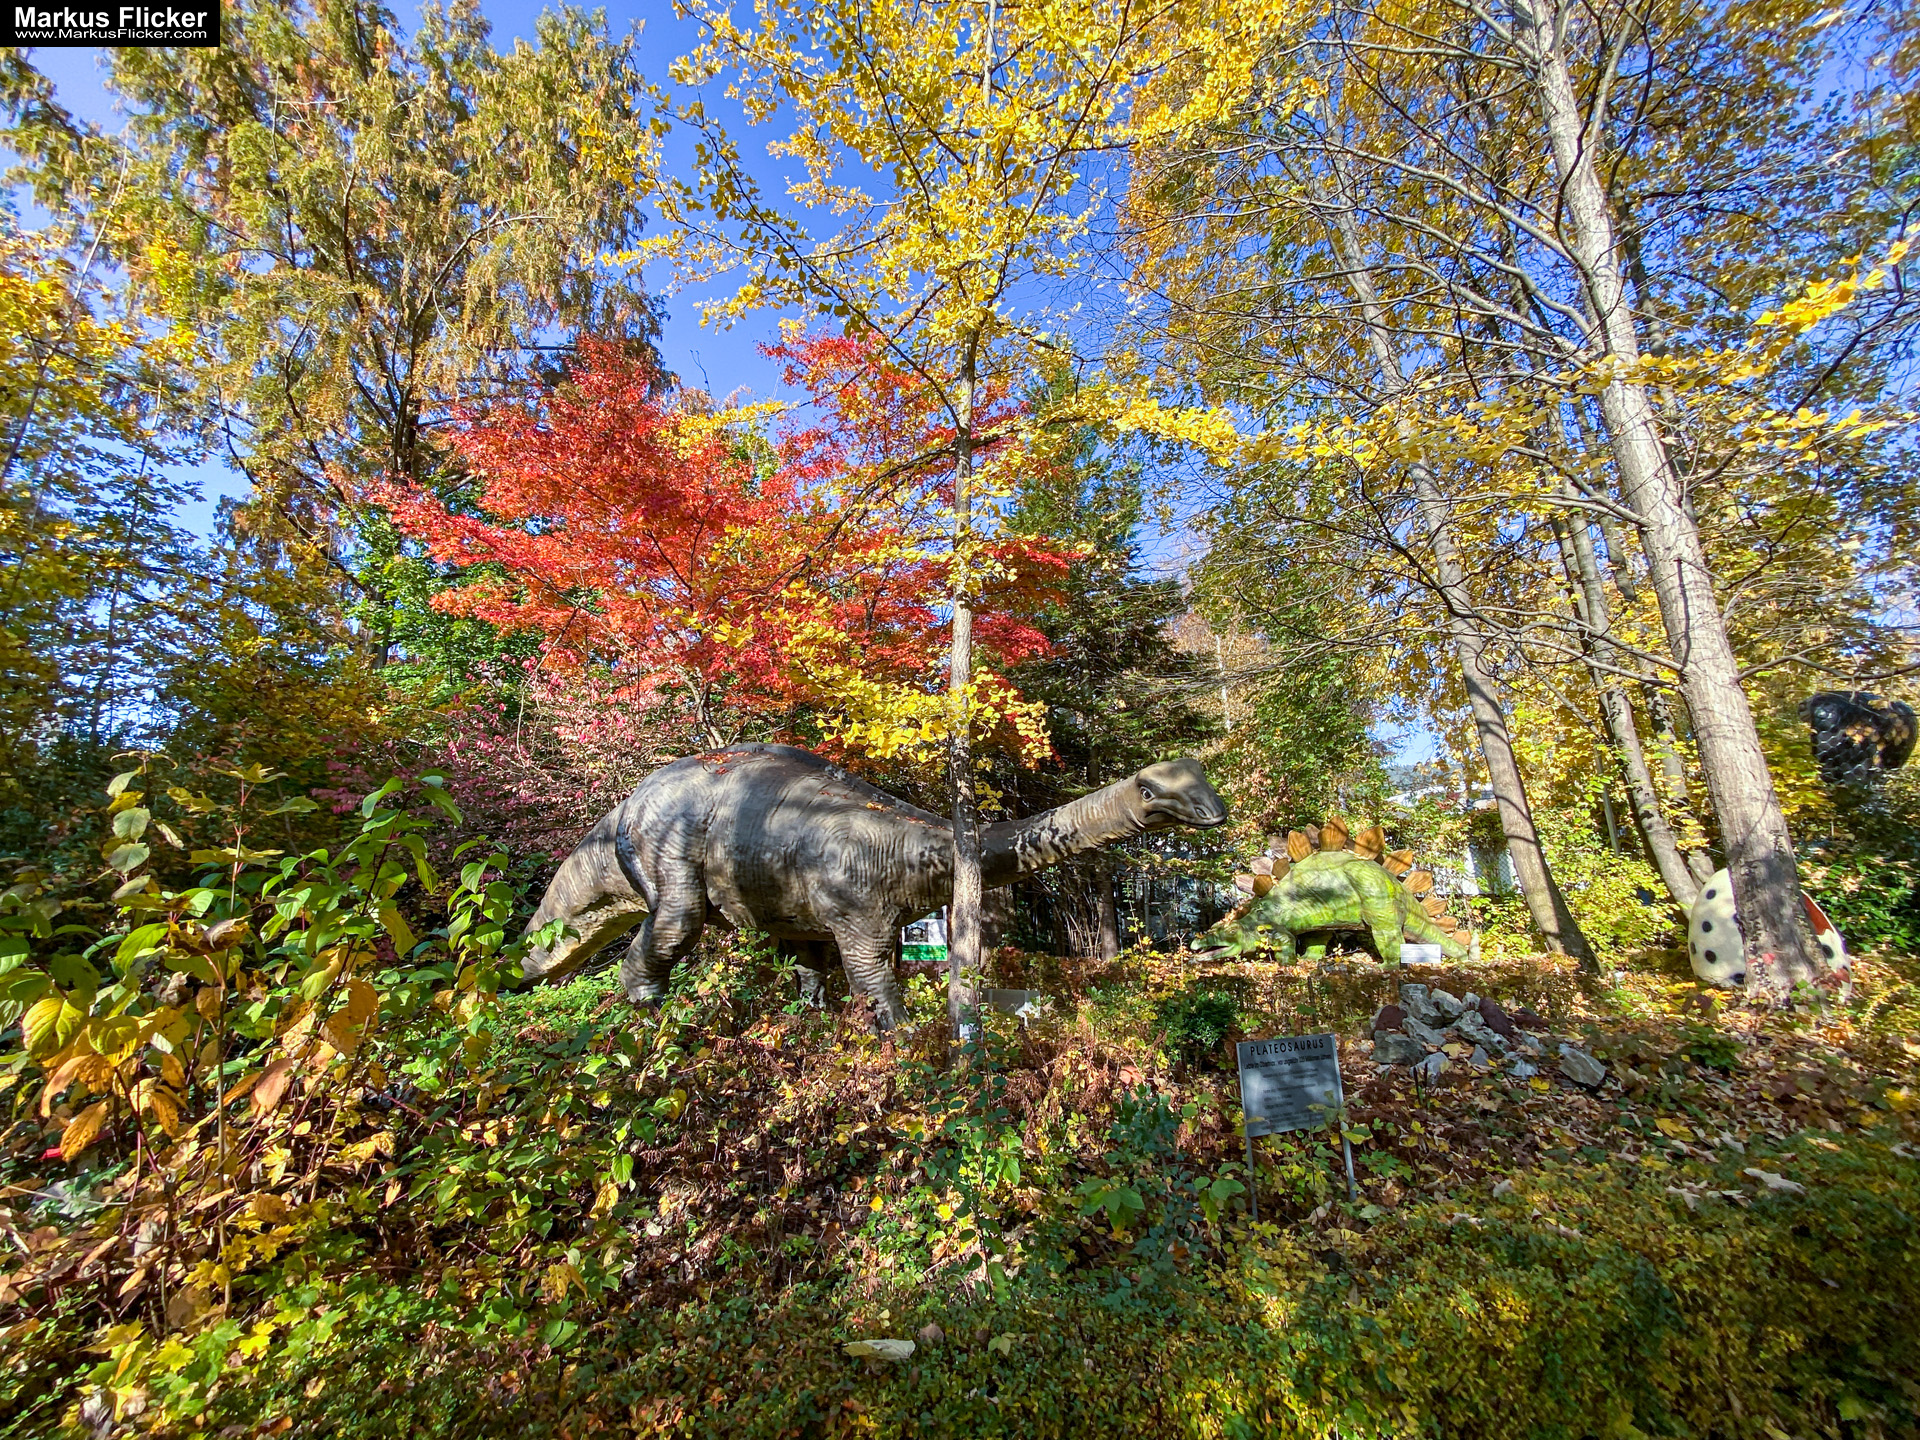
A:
1139 783 1157 800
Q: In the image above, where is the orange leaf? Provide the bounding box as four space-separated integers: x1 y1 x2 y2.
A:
251 1058 297 1117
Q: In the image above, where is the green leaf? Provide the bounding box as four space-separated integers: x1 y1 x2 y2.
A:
112 807 150 842
379 907 419 957
360 780 404 818
108 843 151 874
48 954 100 992
116 923 171 969
264 797 320 816
105 770 141 798
164 951 220 985
23 994 83 1058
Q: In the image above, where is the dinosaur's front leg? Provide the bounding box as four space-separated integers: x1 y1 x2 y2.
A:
832 925 909 1031
619 901 707 1006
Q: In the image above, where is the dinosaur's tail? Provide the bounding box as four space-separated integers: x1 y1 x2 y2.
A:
520 808 651 983
1404 902 1469 960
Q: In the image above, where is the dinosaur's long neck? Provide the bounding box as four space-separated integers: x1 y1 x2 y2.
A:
979 778 1146 888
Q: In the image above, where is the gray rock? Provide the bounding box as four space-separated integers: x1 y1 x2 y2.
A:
1475 997 1520 1041
1453 1010 1508 1052
1469 1045 1491 1067
1429 988 1469 1021
1461 992 1480 1010
1403 1014 1449 1048
1412 1051 1449 1083
1557 1045 1607 1088
1373 1032 1428 1066
1507 1057 1539 1079
1399 984 1445 1027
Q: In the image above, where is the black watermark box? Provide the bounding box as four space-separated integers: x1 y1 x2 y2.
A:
4 0 218 45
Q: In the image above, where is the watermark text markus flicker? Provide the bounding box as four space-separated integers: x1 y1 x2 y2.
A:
5 1 218 45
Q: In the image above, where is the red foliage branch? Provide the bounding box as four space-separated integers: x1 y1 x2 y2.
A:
368 335 1067 754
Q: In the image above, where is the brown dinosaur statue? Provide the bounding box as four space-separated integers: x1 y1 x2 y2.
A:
521 743 1227 1028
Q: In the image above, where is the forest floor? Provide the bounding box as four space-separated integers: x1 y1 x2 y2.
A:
8 939 1920 1438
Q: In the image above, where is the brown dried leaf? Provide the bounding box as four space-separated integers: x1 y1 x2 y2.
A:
251 1058 297 1118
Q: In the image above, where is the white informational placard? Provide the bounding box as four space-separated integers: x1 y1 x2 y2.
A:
1235 1032 1354 1215
1235 1033 1343 1138
1401 943 1446 965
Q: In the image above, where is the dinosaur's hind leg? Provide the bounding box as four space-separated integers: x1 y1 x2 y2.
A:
618 901 708 1005
1362 896 1405 965
830 925 908 1031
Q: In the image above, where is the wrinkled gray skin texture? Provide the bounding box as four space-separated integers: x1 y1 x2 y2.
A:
521 743 1227 1029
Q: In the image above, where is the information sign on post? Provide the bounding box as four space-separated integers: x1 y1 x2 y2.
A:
1235 1033 1355 1219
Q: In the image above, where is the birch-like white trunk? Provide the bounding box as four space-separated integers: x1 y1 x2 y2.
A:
1553 505 1700 909
1509 0 1819 991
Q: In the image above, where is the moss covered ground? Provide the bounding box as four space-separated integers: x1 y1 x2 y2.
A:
6 933 1919 1438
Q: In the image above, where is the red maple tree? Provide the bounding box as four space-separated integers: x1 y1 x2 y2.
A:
369 335 1065 758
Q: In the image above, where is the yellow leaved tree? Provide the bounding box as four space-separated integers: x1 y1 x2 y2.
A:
647 0 1283 1034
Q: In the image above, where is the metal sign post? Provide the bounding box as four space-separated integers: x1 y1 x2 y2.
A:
1236 1033 1356 1220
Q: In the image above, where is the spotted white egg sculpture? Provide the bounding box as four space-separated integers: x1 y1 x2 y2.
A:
1687 868 1849 989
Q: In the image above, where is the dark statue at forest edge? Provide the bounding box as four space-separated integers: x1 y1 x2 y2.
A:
520 744 1228 1029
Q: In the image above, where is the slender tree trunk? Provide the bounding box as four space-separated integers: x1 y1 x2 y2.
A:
1096 864 1121 960
1642 687 1716 884
1552 506 1700 909
1327 201 1594 964
947 345 984 1045
1510 0 1818 991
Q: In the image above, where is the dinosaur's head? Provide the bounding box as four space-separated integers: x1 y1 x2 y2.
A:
1188 897 1275 961
1132 758 1228 832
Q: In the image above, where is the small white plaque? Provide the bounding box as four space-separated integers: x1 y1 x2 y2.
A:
1236 1033 1343 1138
1401 943 1446 964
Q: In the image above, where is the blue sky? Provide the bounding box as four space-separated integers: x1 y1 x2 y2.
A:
17 1 807 535
17 12 1447 768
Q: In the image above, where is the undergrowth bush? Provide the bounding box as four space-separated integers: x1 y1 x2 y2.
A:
17 1130 1908 1439
4 771 1919 1438
1151 982 1242 1070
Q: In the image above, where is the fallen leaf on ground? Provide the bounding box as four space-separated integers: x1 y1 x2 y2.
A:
845 1339 915 1361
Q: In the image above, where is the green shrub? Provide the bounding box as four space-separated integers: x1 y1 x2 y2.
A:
1153 983 1242 1069
27 1130 1908 1439
1811 848 1920 956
